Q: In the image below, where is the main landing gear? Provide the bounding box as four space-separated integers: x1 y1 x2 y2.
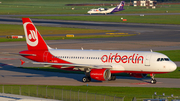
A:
150 74 157 84
109 75 116 81
82 76 91 83
82 70 91 83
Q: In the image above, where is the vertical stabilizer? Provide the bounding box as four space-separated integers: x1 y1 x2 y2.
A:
22 18 48 51
117 1 125 10
111 1 125 13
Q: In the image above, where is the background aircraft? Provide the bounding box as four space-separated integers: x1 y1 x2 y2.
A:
20 18 177 84
87 1 125 15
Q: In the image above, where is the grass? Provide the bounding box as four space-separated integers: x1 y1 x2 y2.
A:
0 23 129 42
157 50 180 61
0 24 113 36
0 1 180 26
0 0 180 15
155 67 180 78
0 34 135 42
28 15 180 25
0 85 180 101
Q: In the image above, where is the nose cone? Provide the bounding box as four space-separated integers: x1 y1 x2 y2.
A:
169 62 177 72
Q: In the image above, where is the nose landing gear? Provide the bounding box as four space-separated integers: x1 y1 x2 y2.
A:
150 74 156 84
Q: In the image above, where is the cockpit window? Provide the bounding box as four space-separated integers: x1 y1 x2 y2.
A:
164 58 170 61
157 58 160 61
157 58 170 61
160 58 164 61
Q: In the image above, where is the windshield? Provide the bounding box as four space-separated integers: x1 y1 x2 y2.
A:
157 58 170 61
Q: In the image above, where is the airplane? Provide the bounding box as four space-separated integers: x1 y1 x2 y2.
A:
87 1 125 15
19 18 177 84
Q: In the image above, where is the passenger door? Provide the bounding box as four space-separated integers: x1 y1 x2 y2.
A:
145 54 151 66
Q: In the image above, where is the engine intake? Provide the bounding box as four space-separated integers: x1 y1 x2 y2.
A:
90 69 111 81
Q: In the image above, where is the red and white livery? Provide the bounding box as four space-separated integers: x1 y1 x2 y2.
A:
20 18 177 84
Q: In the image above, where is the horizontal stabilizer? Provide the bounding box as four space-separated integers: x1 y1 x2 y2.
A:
1 52 36 56
19 53 36 56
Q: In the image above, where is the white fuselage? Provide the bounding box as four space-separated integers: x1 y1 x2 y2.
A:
87 7 115 14
48 49 177 74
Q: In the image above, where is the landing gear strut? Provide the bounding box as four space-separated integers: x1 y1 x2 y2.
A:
82 70 91 83
150 74 156 84
109 74 116 81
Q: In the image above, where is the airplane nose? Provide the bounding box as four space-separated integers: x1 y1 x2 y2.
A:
170 62 177 72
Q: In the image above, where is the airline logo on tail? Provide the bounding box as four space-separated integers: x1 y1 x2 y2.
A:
23 22 38 47
111 1 125 13
117 2 124 9
22 18 48 50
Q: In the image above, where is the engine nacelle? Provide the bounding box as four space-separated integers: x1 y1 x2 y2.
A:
129 73 147 78
90 69 111 81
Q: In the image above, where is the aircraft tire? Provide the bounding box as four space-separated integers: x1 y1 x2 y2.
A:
108 75 116 81
150 79 157 84
82 76 87 83
87 77 91 82
112 75 116 80
82 76 91 82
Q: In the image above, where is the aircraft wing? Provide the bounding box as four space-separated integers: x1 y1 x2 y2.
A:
33 62 112 69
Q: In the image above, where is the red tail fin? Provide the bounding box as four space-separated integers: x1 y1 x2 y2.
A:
22 18 48 51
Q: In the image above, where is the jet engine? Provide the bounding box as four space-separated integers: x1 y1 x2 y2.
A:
129 73 147 78
90 69 111 81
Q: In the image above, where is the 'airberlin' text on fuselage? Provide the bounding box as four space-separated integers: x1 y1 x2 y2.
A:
101 53 144 64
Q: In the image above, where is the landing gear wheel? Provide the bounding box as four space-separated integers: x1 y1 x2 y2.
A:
109 75 116 81
82 76 91 83
111 75 116 81
151 79 157 84
150 74 157 84
82 77 87 83
87 77 91 82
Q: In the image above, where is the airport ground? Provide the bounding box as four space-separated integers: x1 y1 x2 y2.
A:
0 16 180 88
0 1 180 101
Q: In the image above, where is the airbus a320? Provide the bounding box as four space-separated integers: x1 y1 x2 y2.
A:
19 18 177 84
